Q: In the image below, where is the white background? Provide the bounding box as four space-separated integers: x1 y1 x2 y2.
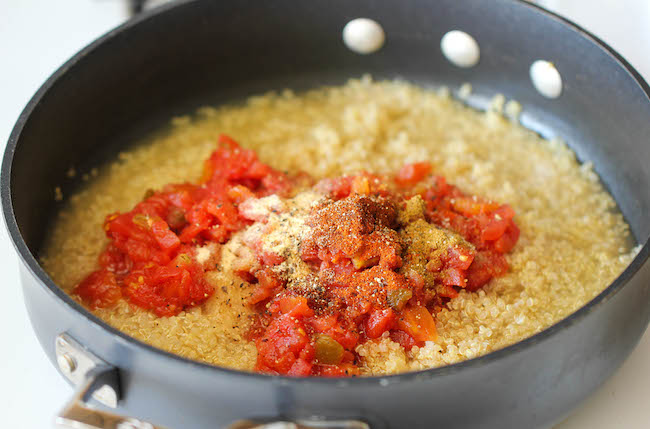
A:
0 1 648 428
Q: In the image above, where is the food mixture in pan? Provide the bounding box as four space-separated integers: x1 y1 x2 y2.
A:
42 77 638 376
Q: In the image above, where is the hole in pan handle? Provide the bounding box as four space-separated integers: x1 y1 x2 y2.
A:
54 333 164 429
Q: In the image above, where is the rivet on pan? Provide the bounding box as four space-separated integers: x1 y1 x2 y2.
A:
530 60 562 98
440 30 480 68
343 18 385 54
57 353 77 374
56 336 67 348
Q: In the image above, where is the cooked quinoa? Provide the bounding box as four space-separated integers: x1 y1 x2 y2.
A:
41 77 637 374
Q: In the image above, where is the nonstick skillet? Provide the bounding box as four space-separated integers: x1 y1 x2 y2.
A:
2 1 650 428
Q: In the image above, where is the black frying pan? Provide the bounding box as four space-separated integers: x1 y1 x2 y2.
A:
3 1 650 428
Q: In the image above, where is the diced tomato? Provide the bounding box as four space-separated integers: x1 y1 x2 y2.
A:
424 175 451 198
227 185 256 204
257 268 283 290
310 315 338 333
494 222 520 253
365 308 395 338
249 268 285 305
465 250 509 291
123 262 213 317
395 162 432 186
322 323 360 350
396 305 438 343
439 267 466 287
206 200 239 230
98 243 132 276
390 330 418 351
495 204 516 221
404 268 425 290
437 284 459 299
451 197 500 217
259 250 284 266
314 173 387 200
74 269 121 309
277 296 314 318
216 134 238 149
315 176 354 199
248 286 272 305
288 358 313 376
342 363 362 377
299 342 316 362
255 314 311 374
178 223 204 244
150 218 181 252
163 186 195 211
480 220 508 241
444 246 475 270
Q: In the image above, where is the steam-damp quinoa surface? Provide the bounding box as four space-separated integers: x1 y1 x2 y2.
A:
41 77 638 375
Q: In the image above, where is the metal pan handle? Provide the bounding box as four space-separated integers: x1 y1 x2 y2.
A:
54 333 164 429
54 333 369 429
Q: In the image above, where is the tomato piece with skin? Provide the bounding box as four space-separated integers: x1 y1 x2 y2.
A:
317 176 354 200
365 308 396 339
277 296 315 318
437 284 459 299
444 246 475 270
288 358 313 376
98 243 132 276
465 250 509 291
227 185 256 204
123 262 212 317
480 216 509 241
395 162 432 186
451 197 500 217
258 250 284 266
494 222 520 254
396 305 438 343
390 330 418 351
248 286 273 305
322 323 360 351
150 218 181 252
310 315 338 333
206 199 240 231
439 267 466 287
249 268 285 305
74 269 121 309
255 314 312 374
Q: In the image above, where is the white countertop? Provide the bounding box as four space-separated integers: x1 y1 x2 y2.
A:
0 1 648 428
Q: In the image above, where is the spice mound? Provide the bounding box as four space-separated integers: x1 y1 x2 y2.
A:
74 135 519 376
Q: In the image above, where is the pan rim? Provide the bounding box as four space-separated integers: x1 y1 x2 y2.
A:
2 0 649 387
